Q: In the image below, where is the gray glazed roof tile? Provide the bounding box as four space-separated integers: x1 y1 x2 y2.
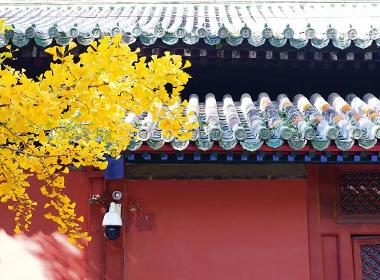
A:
127 92 380 152
1 2 380 49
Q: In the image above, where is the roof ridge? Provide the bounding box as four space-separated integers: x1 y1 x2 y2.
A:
1 0 379 5
2 2 380 50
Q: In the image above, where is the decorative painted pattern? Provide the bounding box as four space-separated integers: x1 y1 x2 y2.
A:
1 3 380 49
340 171 380 216
360 243 380 280
127 93 380 152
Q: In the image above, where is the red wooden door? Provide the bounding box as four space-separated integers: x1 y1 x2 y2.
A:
352 237 380 280
309 166 380 280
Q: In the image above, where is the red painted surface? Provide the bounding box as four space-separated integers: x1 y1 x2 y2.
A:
0 171 92 280
1 164 379 279
352 237 380 280
308 165 380 280
321 235 340 280
104 179 126 280
87 175 106 280
125 179 310 280
305 165 324 280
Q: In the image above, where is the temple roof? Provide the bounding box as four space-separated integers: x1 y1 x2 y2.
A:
1 2 379 49
126 92 380 152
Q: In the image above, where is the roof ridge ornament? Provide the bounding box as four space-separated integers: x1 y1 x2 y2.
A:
112 23 121 36
283 24 294 39
48 23 59 38
239 23 251 39
305 23 315 39
176 26 186 39
70 23 79 38
92 23 102 39
369 25 378 40
326 24 337 40
262 23 273 39
217 23 229 39
154 22 165 38
25 24 36 39
4 25 14 39
132 23 142 37
196 23 207 38
347 24 357 40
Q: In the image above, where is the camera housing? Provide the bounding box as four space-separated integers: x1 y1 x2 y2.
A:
102 202 122 240
112 190 122 201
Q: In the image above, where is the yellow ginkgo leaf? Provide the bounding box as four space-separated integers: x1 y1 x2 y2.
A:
0 21 192 249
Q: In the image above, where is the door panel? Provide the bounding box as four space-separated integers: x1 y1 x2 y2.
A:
322 235 340 280
353 237 380 280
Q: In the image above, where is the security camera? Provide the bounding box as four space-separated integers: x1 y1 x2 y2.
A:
102 202 122 240
112 191 122 201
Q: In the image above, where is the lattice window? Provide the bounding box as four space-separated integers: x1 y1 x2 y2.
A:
360 243 380 280
340 171 380 216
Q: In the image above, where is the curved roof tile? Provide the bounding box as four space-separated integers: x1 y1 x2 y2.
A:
127 93 380 152
1 2 380 49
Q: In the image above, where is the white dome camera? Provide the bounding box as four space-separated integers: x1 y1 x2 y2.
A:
102 202 122 240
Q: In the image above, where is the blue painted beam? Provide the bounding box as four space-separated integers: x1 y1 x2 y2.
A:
226 152 233 161
287 154 294 162
210 152 218 161
123 151 380 164
194 152 201 161
104 155 124 180
257 151 265 161
241 152 249 161
320 155 327 162
160 153 168 160
176 152 184 160
142 152 151 161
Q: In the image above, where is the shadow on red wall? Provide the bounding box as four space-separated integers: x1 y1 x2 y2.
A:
0 171 91 280
0 230 87 280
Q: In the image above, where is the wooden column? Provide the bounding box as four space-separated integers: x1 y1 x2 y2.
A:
87 172 106 280
104 179 126 280
305 165 325 280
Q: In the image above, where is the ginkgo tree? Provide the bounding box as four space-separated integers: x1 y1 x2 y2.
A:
0 20 196 247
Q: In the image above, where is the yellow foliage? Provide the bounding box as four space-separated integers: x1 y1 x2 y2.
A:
0 23 194 248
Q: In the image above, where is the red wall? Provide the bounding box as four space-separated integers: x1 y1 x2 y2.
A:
0 171 92 280
0 174 311 280
2 166 379 279
125 179 310 280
